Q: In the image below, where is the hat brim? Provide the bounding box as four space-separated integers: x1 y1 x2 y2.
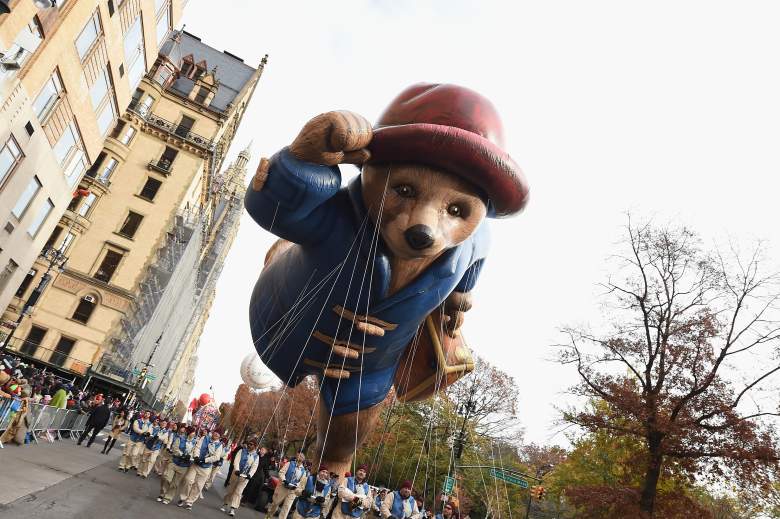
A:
367 123 529 217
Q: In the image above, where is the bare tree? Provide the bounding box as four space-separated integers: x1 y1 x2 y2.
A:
558 216 780 517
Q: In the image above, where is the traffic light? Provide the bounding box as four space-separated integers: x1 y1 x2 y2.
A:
530 486 546 500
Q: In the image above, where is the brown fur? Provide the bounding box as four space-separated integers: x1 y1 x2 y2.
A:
361 163 487 295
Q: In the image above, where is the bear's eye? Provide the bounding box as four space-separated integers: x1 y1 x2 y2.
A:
447 204 463 217
394 185 415 198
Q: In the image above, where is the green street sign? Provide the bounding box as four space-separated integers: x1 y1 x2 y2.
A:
443 476 456 494
489 468 528 489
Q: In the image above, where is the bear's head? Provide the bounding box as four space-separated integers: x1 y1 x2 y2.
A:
361 163 487 260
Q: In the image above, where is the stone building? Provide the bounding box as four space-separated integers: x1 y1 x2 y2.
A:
1 27 264 406
0 0 186 322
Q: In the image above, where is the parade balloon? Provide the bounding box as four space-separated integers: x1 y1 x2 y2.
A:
240 352 275 389
198 393 211 406
245 83 528 475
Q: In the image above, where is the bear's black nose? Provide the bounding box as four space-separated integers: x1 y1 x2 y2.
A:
404 225 434 250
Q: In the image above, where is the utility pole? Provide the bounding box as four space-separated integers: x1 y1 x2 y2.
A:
136 331 163 392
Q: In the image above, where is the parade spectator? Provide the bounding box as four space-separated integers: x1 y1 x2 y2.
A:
0 398 30 446
77 399 110 448
381 481 420 519
222 436 260 517
49 384 68 409
267 452 308 519
102 409 127 455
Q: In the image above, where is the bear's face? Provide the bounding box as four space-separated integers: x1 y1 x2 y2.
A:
361 163 487 260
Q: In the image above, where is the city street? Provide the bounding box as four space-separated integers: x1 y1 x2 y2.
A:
0 436 253 519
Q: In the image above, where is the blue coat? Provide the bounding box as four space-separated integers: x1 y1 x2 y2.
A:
245 149 490 415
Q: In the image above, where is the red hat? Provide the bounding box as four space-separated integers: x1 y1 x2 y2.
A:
400 480 413 491
318 465 329 473
368 83 529 218
356 463 369 473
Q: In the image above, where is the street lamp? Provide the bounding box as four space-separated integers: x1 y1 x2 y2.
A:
0 245 69 351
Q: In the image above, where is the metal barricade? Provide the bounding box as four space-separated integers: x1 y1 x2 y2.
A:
49 408 70 440
0 397 102 447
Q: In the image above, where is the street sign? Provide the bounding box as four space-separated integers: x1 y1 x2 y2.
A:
489 468 529 489
443 476 456 494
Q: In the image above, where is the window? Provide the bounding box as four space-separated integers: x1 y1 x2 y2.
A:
11 176 41 219
15 269 37 299
75 11 101 60
129 89 143 111
63 149 87 186
175 115 195 138
2 20 43 73
94 249 123 283
138 94 154 116
118 211 143 238
77 193 97 217
0 260 18 294
28 198 53 237
20 326 46 356
0 136 23 186
50 336 76 367
156 4 170 45
90 66 117 136
119 125 136 145
139 177 162 201
123 16 146 90
154 65 172 86
194 86 208 104
99 157 118 182
89 67 117 135
71 297 96 324
155 0 167 13
32 71 63 121
158 146 177 170
43 225 63 250
53 122 80 165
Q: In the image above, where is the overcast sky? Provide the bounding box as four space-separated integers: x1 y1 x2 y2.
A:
186 0 780 445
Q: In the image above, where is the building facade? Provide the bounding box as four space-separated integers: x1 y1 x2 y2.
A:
1 27 263 407
0 0 186 322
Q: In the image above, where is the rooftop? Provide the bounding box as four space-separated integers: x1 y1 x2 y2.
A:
159 30 258 113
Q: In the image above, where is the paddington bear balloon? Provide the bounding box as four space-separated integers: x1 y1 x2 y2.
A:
246 83 529 475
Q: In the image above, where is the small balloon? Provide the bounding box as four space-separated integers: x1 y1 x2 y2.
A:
240 353 275 389
199 393 211 406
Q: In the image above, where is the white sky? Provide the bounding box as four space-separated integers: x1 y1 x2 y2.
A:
187 0 780 445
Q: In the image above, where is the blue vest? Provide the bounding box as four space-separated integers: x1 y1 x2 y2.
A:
237 449 258 475
297 475 332 518
129 418 146 442
284 460 306 486
391 492 416 519
197 438 220 468
144 426 163 450
172 435 195 467
341 477 370 517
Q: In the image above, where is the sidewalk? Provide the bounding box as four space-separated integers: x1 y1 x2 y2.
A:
0 431 123 505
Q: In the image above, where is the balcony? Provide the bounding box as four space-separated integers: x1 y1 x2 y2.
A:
4 336 92 376
147 158 172 175
143 113 215 151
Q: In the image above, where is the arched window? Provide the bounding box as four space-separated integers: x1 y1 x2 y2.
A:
72 295 97 324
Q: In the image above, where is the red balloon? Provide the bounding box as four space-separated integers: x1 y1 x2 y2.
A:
199 393 211 406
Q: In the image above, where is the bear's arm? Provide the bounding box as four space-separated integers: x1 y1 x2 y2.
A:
245 148 343 246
